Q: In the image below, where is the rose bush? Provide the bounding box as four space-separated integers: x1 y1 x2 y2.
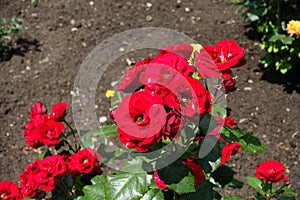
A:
0 40 297 200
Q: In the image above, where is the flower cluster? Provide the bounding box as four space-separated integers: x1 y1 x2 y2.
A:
111 40 245 153
19 148 101 199
23 102 67 148
0 102 102 199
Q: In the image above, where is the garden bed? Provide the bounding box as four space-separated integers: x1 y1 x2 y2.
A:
0 0 299 198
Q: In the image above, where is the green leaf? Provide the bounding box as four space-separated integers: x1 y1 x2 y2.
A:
78 172 154 200
168 172 196 194
211 104 227 118
246 177 264 193
246 13 259 22
228 179 244 189
222 127 265 153
279 196 296 200
157 164 190 184
212 165 235 188
269 34 294 45
281 187 298 197
140 189 164 200
179 181 213 200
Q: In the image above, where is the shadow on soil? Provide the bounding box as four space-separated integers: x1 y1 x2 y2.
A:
0 38 41 62
258 66 300 94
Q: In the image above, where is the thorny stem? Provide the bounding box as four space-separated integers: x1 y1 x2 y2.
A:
63 138 76 154
63 120 78 152
58 180 72 200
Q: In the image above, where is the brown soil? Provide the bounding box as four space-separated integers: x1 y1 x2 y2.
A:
1 0 299 199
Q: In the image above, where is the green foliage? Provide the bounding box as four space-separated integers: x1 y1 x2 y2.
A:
0 17 22 48
221 127 266 153
76 172 163 200
237 0 300 73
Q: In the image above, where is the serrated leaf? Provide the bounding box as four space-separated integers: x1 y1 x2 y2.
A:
168 172 196 194
212 165 235 188
228 179 244 189
281 187 298 197
106 172 152 200
223 127 265 153
78 172 153 200
157 164 190 184
140 188 164 200
179 181 213 200
246 177 264 193
211 104 227 118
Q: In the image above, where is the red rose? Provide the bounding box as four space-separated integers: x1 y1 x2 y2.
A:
151 50 194 77
0 181 23 200
113 91 165 152
117 57 152 92
204 40 246 71
153 169 167 190
195 48 223 78
50 102 67 121
34 155 67 192
162 111 183 140
23 114 48 148
220 142 241 166
256 160 289 183
20 160 42 198
20 156 67 194
220 78 236 94
69 148 101 174
179 78 211 121
182 158 206 186
224 116 238 128
38 119 64 146
30 101 46 117
163 42 194 61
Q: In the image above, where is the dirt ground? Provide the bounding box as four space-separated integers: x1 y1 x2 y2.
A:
0 0 299 198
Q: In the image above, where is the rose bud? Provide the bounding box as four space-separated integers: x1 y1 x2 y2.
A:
220 78 236 94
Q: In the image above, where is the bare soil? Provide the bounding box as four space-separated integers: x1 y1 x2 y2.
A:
1 0 299 198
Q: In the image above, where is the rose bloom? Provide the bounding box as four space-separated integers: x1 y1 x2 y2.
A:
220 78 236 94
163 42 194 61
117 57 152 92
224 116 238 128
0 181 23 200
204 40 246 71
162 111 183 140
69 148 102 174
113 91 165 152
286 20 300 36
256 160 288 183
23 114 49 148
220 142 241 166
50 102 67 121
20 160 42 198
37 119 64 146
30 101 46 117
179 77 212 121
151 50 194 77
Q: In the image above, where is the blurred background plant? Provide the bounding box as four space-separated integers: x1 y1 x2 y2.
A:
233 0 300 74
0 17 23 61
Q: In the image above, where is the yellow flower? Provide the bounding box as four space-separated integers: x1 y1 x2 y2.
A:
105 90 115 98
286 20 300 36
